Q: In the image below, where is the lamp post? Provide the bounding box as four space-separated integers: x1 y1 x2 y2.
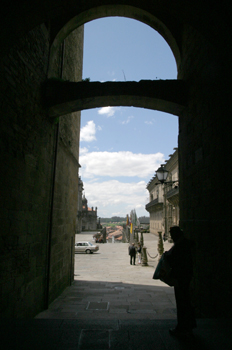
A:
156 165 168 239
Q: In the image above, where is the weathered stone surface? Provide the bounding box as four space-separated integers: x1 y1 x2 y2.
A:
45 79 188 117
0 23 83 317
47 26 83 305
0 23 54 317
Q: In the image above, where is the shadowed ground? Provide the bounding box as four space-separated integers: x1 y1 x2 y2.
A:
2 232 231 349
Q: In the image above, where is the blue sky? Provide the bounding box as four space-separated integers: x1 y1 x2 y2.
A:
79 17 178 219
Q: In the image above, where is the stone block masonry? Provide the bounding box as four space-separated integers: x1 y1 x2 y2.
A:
178 24 232 316
48 27 83 304
0 23 54 317
0 23 83 317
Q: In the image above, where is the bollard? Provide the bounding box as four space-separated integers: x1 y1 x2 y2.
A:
135 230 139 243
140 232 144 247
141 246 148 266
157 231 164 260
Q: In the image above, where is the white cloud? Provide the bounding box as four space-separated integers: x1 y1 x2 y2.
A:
80 120 97 142
80 147 89 155
145 121 153 125
98 106 116 117
82 180 148 217
121 116 134 125
79 150 164 178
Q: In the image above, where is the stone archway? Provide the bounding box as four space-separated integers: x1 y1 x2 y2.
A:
1 0 232 318
48 5 181 78
47 6 184 118
45 79 187 118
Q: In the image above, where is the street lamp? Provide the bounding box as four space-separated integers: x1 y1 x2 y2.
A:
156 164 169 184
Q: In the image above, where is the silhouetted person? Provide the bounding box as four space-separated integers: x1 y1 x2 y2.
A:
128 243 136 265
165 226 196 337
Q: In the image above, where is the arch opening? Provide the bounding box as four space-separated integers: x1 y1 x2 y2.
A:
48 5 181 78
78 16 179 220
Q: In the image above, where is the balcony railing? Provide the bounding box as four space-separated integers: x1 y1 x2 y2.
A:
166 186 179 199
145 198 164 211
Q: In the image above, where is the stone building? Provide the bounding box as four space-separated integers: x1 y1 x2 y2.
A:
81 195 98 231
76 177 98 232
138 216 150 230
146 149 179 239
1 1 232 318
76 177 84 233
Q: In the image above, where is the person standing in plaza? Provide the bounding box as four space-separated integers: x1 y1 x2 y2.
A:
128 243 136 265
137 242 142 264
164 226 196 337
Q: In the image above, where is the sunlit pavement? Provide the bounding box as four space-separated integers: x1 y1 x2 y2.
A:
2 232 232 349
36 232 176 320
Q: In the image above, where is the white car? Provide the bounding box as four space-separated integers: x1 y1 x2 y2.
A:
75 241 99 254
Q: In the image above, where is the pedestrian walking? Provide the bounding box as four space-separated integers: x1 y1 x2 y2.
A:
137 242 142 264
128 243 136 265
164 226 196 338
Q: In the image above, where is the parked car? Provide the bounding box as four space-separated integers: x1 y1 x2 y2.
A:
75 241 99 254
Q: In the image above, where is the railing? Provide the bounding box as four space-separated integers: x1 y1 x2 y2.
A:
166 186 179 199
145 198 158 210
145 198 164 210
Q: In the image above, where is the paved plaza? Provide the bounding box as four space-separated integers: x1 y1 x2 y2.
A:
2 232 232 349
36 232 176 320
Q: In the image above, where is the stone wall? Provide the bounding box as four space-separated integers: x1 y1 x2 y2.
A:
82 210 98 231
0 24 54 317
48 27 83 303
178 24 232 316
149 210 163 236
0 24 83 317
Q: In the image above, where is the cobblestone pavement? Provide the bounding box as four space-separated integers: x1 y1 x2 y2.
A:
3 232 231 349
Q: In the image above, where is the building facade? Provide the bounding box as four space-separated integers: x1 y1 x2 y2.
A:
146 148 179 240
76 177 84 233
76 177 98 232
81 196 98 231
